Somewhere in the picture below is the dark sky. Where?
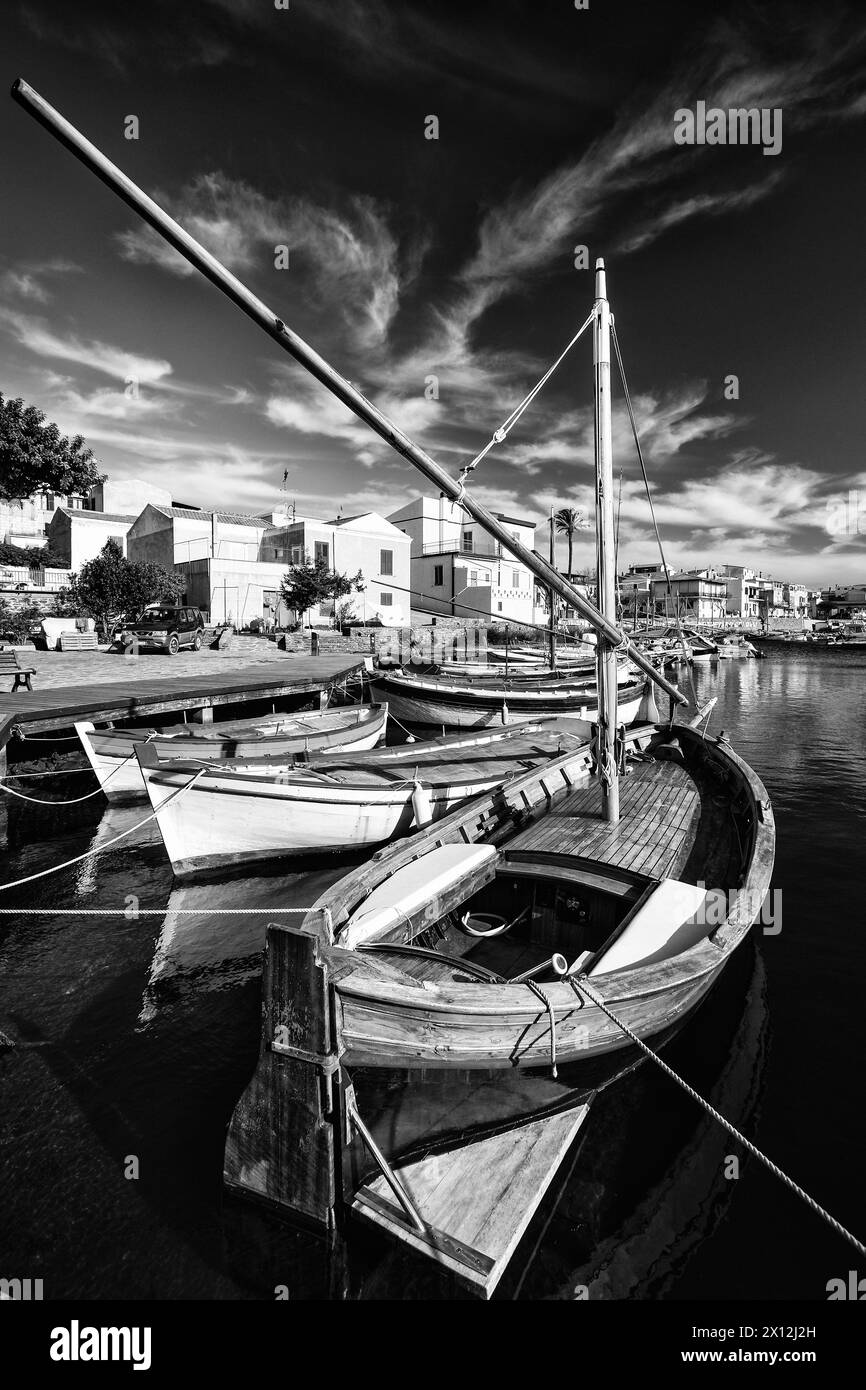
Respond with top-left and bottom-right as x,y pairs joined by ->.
1,0 -> 865,582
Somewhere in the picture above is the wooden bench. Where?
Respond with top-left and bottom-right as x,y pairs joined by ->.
58,631 -> 99,652
0,649 -> 37,692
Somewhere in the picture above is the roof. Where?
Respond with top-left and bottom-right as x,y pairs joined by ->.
54,507 -> 136,524
148,505 -> 268,528
496,512 -> 537,529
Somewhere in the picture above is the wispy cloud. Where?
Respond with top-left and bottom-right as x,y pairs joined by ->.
117,173 -> 409,351
0,306 -> 173,384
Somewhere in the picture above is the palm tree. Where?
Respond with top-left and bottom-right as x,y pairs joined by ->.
553,506 -> 586,578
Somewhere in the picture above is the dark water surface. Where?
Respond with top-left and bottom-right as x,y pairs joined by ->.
1,649 -> 863,1300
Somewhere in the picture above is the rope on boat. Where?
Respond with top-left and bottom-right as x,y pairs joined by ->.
12,729 -> 82,743
526,980 -> 558,1077
0,768 -> 205,894
455,309 -> 596,503
573,974 -> 866,1260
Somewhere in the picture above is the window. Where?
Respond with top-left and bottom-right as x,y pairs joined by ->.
512,570 -> 520,588
433,564 -> 444,587
497,601 -> 503,612
380,548 -> 393,576
290,546 -> 302,565
314,541 -> 329,566
380,592 -> 393,606
462,530 -> 473,552
469,569 -> 477,585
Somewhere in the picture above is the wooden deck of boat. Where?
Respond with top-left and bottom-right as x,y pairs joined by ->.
352,1101 -> 592,1298
507,757 -> 702,880
0,654 -> 364,752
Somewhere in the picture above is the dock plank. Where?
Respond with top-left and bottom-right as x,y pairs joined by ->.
0,654 -> 364,747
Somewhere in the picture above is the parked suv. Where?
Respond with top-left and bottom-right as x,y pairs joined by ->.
126,606 -> 206,655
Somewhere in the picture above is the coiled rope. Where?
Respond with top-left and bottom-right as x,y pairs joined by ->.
0,767 -> 205,894
573,973 -> 866,1259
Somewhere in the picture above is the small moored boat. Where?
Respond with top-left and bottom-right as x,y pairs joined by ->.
75,703 -> 388,801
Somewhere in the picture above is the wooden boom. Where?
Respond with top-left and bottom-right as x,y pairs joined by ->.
10,77 -> 686,707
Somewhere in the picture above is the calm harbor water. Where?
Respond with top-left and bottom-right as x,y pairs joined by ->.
1,648 -> 864,1301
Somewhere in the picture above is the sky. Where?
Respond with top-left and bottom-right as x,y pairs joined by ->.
1,0 -> 865,584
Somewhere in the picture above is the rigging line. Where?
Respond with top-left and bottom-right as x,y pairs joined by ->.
611,320 -> 699,712
455,308 -> 596,501
611,320 -> 672,595
574,974 -> 866,1261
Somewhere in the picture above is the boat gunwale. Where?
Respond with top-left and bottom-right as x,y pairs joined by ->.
297,724 -> 774,1018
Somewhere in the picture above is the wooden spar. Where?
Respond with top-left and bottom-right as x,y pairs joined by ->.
10,78 -> 687,708
593,258 -> 619,823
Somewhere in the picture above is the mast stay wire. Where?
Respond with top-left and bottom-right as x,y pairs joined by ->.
610,320 -> 700,715
455,309 -> 597,504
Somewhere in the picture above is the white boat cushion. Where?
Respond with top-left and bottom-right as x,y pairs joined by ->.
589,878 -> 714,977
343,844 -> 499,948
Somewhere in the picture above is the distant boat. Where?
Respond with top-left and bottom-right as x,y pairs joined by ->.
368,665 -> 649,732
75,704 -> 388,802
135,723 -> 594,877
714,635 -> 759,659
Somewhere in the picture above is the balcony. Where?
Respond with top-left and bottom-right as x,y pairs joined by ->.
421,539 -> 506,558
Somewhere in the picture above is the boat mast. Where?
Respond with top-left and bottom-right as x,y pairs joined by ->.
593,259 -> 619,823
548,505 -> 556,672
9,78 -> 686,710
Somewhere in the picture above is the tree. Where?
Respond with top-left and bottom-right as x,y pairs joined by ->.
0,392 -> 104,501
553,506 -> 589,578
69,539 -> 183,635
279,554 -> 364,628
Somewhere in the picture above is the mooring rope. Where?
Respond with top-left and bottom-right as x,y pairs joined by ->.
0,907 -> 316,915
573,973 -> 866,1259
0,748 -> 142,804
0,768 -> 205,894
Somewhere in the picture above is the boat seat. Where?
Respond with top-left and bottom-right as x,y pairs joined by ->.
342,843 -> 500,949
589,878 -> 713,976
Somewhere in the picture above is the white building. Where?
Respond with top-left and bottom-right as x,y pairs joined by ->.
387,496 -> 541,623
127,504 -> 410,627
47,507 -> 138,569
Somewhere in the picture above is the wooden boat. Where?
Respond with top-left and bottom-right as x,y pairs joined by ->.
74,704 -> 388,801
714,635 -> 759,659
368,665 -> 649,732
135,724 -> 591,877
225,718 -> 774,1283
18,96 -> 767,1294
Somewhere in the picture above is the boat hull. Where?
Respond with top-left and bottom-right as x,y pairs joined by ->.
75,704 -> 387,801
138,763 -> 514,877
370,673 -> 645,732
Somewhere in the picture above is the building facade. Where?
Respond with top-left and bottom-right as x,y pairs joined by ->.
127,504 -> 410,627
387,496 -> 541,623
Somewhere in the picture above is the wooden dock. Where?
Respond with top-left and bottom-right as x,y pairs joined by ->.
0,654 -> 365,764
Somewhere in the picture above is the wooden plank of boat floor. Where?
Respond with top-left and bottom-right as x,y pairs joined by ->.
352,1102 -> 591,1298
508,759 -> 701,881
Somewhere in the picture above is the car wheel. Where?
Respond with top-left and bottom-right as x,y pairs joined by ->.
167,634 -> 180,655
193,631 -> 203,651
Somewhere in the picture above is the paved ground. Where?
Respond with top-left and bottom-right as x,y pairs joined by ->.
4,636 -> 345,692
